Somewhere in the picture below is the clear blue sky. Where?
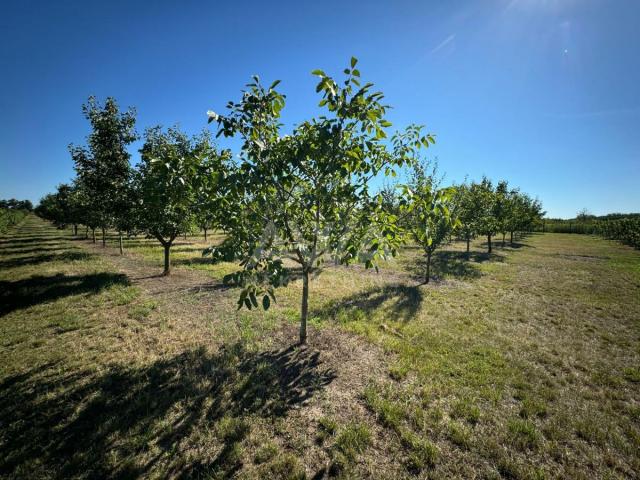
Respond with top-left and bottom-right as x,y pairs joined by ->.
1,0 -> 638,218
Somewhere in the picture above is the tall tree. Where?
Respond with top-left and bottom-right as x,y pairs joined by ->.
210,58 -> 432,344
69,96 -> 137,248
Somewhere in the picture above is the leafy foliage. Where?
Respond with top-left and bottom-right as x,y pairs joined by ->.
69,96 -> 137,244
399,161 -> 459,283
136,127 -> 230,274
31,64 -> 549,344
0,199 -> 33,211
0,208 -> 28,234
209,58 -> 434,342
597,218 -> 640,249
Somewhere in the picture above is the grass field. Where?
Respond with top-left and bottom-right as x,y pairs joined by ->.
1,215 -> 639,479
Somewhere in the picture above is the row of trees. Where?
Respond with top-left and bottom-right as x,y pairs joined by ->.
387,170 -> 543,283
596,218 -> 640,249
539,211 -> 640,238
36,58 -> 543,343
0,198 -> 33,234
36,98 -> 233,268
0,207 -> 30,235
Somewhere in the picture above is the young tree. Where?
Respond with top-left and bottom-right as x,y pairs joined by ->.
194,149 -> 234,242
505,189 -> 531,245
72,179 -> 101,242
209,58 -> 432,344
519,194 -> 544,238
36,184 -> 82,232
112,178 -> 140,254
35,193 -> 62,225
57,183 -> 81,234
453,182 -> 485,255
69,96 -> 137,247
473,177 -> 498,253
493,180 -> 511,247
399,162 -> 458,283
136,127 -> 223,275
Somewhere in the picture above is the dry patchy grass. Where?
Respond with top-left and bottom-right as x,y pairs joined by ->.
1,216 -> 639,479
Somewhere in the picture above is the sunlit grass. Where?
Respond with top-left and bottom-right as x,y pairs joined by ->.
2,217 -> 639,478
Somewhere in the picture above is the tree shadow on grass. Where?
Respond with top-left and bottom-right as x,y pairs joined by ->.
0,272 -> 130,317
172,256 -> 219,267
0,251 -> 94,270
0,245 -> 73,256
171,246 -> 212,254
0,343 -> 335,478
313,283 -> 424,324
504,242 -> 531,249
479,240 -> 534,250
0,236 -> 72,246
402,250 -> 504,282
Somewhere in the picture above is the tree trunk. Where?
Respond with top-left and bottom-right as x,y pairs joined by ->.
300,269 -> 310,344
466,236 -> 470,254
163,243 -> 171,276
204,228 -> 208,241
184,232 -> 187,240
85,226 -> 89,239
119,232 -> 123,255
73,224 -> 78,236
488,234 -> 492,253
502,233 -> 505,247
510,231 -> 514,245
102,227 -> 106,247
425,251 -> 432,284
92,228 -> 96,243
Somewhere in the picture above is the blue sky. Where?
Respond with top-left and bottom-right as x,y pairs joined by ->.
1,0 -> 638,218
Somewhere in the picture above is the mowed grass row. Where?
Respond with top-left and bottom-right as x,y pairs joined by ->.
0,217 -> 314,479
1,216 -> 639,479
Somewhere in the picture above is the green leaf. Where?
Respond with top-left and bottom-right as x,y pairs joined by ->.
351,56 -> 358,68
267,288 -> 277,302
262,295 -> 271,310
249,291 -> 258,308
311,69 -> 326,77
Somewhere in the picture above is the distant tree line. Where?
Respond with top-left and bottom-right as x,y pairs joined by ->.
35,58 -> 545,343
536,210 -> 640,249
0,199 -> 33,211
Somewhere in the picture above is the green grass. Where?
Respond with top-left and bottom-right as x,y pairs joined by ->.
1,217 -> 639,478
